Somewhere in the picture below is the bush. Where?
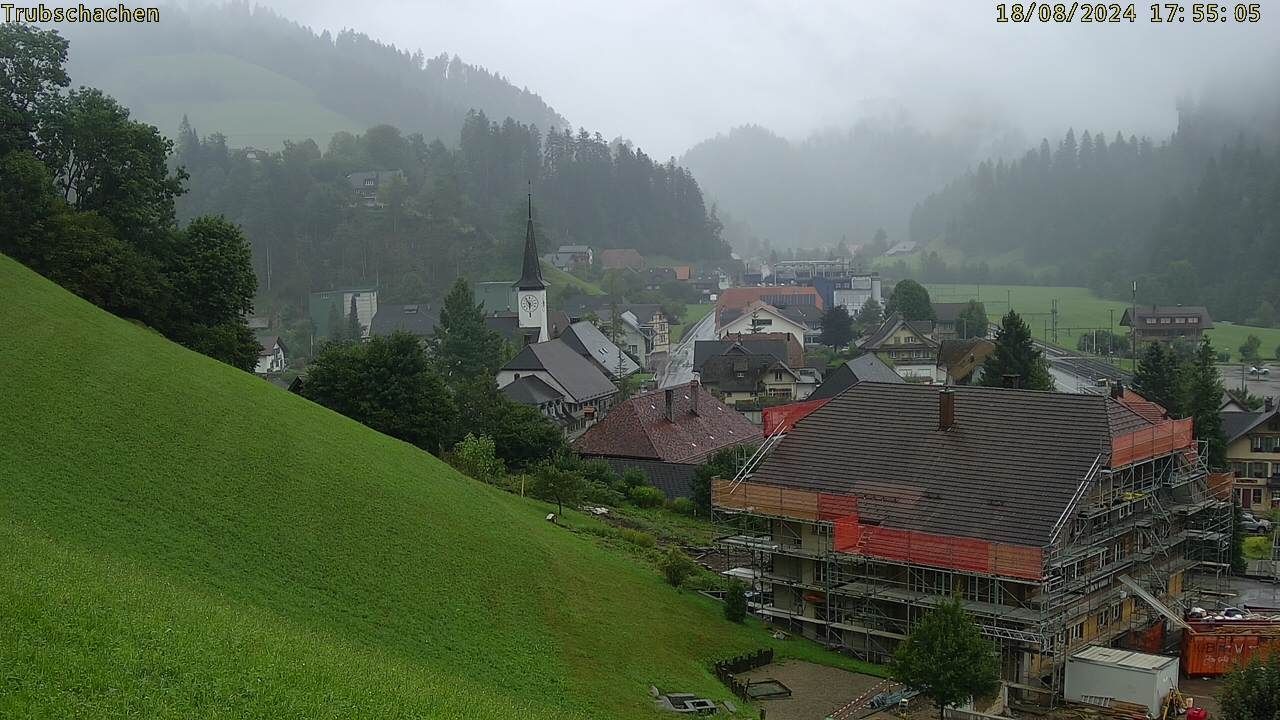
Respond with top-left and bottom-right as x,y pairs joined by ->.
667,497 -> 696,516
724,580 -> 747,623
659,547 -> 697,588
628,484 -> 665,508
581,481 -> 624,506
1217,351 -> 1232,363
448,433 -> 505,483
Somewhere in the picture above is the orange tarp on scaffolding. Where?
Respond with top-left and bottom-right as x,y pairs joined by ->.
762,399 -> 830,435
714,480 -> 1045,580
1110,418 -> 1193,468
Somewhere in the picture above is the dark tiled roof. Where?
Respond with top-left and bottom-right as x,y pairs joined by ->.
694,339 -> 789,371
598,458 -> 697,500
748,383 -> 1147,547
1120,305 -> 1214,328
500,375 -> 564,406
807,354 -> 904,401
600,248 -> 644,269
859,312 -> 938,351
932,302 -> 970,323
502,339 -> 617,404
1222,407 -> 1280,442
574,381 -> 761,464
559,321 -> 640,379
699,354 -> 796,394
484,313 -> 538,343
370,304 -> 438,338
778,304 -> 823,326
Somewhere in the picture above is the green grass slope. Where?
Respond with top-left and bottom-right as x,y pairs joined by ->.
0,255 -> 852,718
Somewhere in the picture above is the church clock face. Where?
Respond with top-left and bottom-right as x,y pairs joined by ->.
521,295 -> 540,313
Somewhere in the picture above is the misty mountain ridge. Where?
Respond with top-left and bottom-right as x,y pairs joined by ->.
58,1 -> 568,149
680,115 -> 1028,252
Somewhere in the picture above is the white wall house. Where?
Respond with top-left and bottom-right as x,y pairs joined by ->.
254,336 -> 288,375
717,301 -> 808,347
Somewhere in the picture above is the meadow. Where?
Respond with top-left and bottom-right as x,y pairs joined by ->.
0,255 -> 870,719
924,282 -> 1280,362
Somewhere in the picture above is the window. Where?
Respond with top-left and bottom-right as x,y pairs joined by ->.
1233,462 -> 1251,477
767,388 -> 792,399
774,371 -> 784,381
1175,317 -> 1187,324
364,178 -> 375,187
1159,317 -> 1172,324
1253,436 -> 1267,453
1071,622 -> 1085,641
1251,462 -> 1270,478
1188,317 -> 1199,324
1097,610 -> 1110,628
1145,318 -> 1157,325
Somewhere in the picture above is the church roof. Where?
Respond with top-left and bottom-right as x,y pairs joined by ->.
514,192 -> 547,291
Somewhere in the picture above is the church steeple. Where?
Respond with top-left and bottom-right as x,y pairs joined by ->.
514,190 -> 547,291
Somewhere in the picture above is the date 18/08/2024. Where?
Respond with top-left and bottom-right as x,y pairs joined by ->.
996,3 -> 1262,22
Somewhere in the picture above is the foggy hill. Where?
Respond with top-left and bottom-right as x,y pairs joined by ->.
58,2 -> 568,148
680,119 -> 1026,251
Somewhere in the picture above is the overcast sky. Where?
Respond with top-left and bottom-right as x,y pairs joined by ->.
265,0 -> 1277,158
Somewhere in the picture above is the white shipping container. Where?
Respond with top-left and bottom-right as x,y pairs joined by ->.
1064,646 -> 1179,718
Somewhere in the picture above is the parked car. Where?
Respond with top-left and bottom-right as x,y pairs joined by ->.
1249,366 -> 1270,376
1241,512 -> 1273,533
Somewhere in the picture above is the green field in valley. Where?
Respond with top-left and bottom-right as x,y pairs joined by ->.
0,255 -> 875,719
924,283 -> 1280,362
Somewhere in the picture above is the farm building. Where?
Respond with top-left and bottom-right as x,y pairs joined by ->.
712,382 -> 1232,695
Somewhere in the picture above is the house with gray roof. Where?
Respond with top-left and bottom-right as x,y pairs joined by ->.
559,320 -> 640,380
370,304 -> 438,339
806,353 -> 903,401
496,338 -> 618,435
1120,305 -> 1214,344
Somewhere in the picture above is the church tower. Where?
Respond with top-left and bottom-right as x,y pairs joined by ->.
513,191 -> 549,343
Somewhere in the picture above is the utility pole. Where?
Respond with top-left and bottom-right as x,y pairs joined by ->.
1130,280 -> 1137,362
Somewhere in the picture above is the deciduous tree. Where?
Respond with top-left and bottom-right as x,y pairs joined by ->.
819,304 -> 854,348
956,300 -> 989,339
885,279 -> 935,321
431,278 -> 504,383
892,598 -> 1000,720
303,332 -> 457,454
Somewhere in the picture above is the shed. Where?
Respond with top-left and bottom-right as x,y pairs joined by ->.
1064,646 -> 1178,717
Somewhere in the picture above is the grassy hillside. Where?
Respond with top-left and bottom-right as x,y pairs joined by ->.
69,52 -> 362,148
924,282 -> 1280,361
0,255 -> 861,718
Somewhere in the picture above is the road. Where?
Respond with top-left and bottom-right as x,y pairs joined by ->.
656,310 -> 718,389
1220,362 -> 1280,401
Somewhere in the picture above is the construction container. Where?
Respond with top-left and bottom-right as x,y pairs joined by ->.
1181,620 -> 1280,677
1064,646 -> 1179,718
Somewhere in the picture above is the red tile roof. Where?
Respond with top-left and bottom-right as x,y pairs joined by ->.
716,286 -> 824,315
573,381 -> 761,464
1118,388 -> 1169,424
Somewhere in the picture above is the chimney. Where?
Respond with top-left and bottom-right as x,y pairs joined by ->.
1001,373 -> 1021,389
664,388 -> 674,422
1110,381 -> 1124,399
939,387 -> 956,431
689,380 -> 700,416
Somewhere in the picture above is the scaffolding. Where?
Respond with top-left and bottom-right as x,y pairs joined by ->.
712,421 -> 1232,701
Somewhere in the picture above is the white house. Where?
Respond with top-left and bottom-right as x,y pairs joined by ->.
255,335 -> 288,375
716,300 -> 808,347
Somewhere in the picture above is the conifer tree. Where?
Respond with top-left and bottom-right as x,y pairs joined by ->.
978,311 -> 1053,390
1132,342 -> 1182,414
1181,338 -> 1227,469
431,277 -> 504,383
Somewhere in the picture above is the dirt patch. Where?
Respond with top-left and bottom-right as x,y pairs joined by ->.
1177,677 -> 1223,718
737,660 -> 883,720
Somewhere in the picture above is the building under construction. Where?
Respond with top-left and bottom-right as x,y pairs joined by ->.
713,383 -> 1233,696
